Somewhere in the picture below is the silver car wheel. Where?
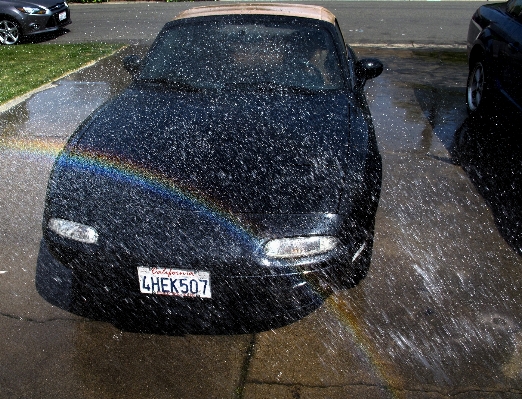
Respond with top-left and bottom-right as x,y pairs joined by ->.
466,61 -> 485,112
0,20 -> 20,45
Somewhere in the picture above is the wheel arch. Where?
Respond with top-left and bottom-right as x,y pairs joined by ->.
468,25 -> 499,69
468,43 -> 486,70
0,13 -> 22,29
0,12 -> 20,22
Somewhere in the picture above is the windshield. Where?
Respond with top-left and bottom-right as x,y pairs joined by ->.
137,16 -> 345,91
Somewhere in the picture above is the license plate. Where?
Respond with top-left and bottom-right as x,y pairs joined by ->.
137,267 -> 211,298
58,11 -> 66,21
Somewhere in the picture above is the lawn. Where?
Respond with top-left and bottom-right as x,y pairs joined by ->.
0,43 -> 124,105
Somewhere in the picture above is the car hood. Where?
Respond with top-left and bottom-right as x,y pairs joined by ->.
56,86 -> 366,216
5,0 -> 66,8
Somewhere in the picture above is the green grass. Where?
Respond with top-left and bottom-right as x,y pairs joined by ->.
0,43 -> 124,105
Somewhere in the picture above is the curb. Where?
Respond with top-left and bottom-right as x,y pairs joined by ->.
353,43 -> 467,49
0,45 -> 127,115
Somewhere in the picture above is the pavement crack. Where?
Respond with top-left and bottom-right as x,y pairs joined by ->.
243,381 -> 522,397
0,310 -> 78,324
246,381 -> 388,390
234,333 -> 256,399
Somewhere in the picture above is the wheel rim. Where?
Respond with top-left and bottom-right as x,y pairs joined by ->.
0,20 -> 20,45
467,62 -> 485,112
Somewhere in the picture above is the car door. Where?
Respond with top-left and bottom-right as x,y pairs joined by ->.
497,0 -> 522,110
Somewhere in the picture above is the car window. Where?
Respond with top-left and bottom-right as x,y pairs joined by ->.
138,17 -> 345,91
507,0 -> 522,18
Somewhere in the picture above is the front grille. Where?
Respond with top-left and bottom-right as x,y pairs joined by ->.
49,2 -> 67,11
46,9 -> 70,28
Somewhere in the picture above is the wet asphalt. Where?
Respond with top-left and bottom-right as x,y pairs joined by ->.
1,10 -> 522,399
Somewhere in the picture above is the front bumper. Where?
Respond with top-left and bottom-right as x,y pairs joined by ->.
19,7 -> 71,36
36,239 -> 330,334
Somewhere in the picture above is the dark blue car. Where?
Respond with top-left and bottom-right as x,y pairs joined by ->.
467,0 -> 522,114
38,4 -> 383,334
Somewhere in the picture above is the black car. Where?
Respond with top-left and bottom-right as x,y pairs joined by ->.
466,0 -> 522,114
0,0 -> 70,45
38,4 -> 383,334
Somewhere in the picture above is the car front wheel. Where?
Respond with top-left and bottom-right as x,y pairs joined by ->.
0,19 -> 21,45
466,60 -> 487,113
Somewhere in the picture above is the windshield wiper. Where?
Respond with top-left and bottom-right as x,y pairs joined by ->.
137,78 -> 202,92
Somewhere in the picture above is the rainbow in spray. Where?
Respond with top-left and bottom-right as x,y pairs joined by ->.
2,136 -> 259,250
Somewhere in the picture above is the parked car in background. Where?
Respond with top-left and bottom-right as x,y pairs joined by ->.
38,3 -> 383,334
0,0 -> 70,45
466,0 -> 522,114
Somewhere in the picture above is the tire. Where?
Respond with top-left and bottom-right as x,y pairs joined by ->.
466,60 -> 487,114
0,19 -> 21,45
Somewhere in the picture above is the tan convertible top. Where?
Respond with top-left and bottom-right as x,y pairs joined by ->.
173,3 -> 337,25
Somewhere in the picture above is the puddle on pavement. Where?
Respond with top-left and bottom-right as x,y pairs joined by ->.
1,81 -> 110,141
0,46 -> 146,151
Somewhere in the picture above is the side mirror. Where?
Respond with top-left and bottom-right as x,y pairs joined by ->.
355,58 -> 383,86
123,55 -> 141,75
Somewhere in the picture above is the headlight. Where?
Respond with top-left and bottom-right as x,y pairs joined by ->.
48,218 -> 99,244
264,236 -> 338,259
17,6 -> 48,14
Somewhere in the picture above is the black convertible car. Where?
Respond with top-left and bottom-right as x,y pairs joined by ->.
38,4 -> 383,334
466,0 -> 522,114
